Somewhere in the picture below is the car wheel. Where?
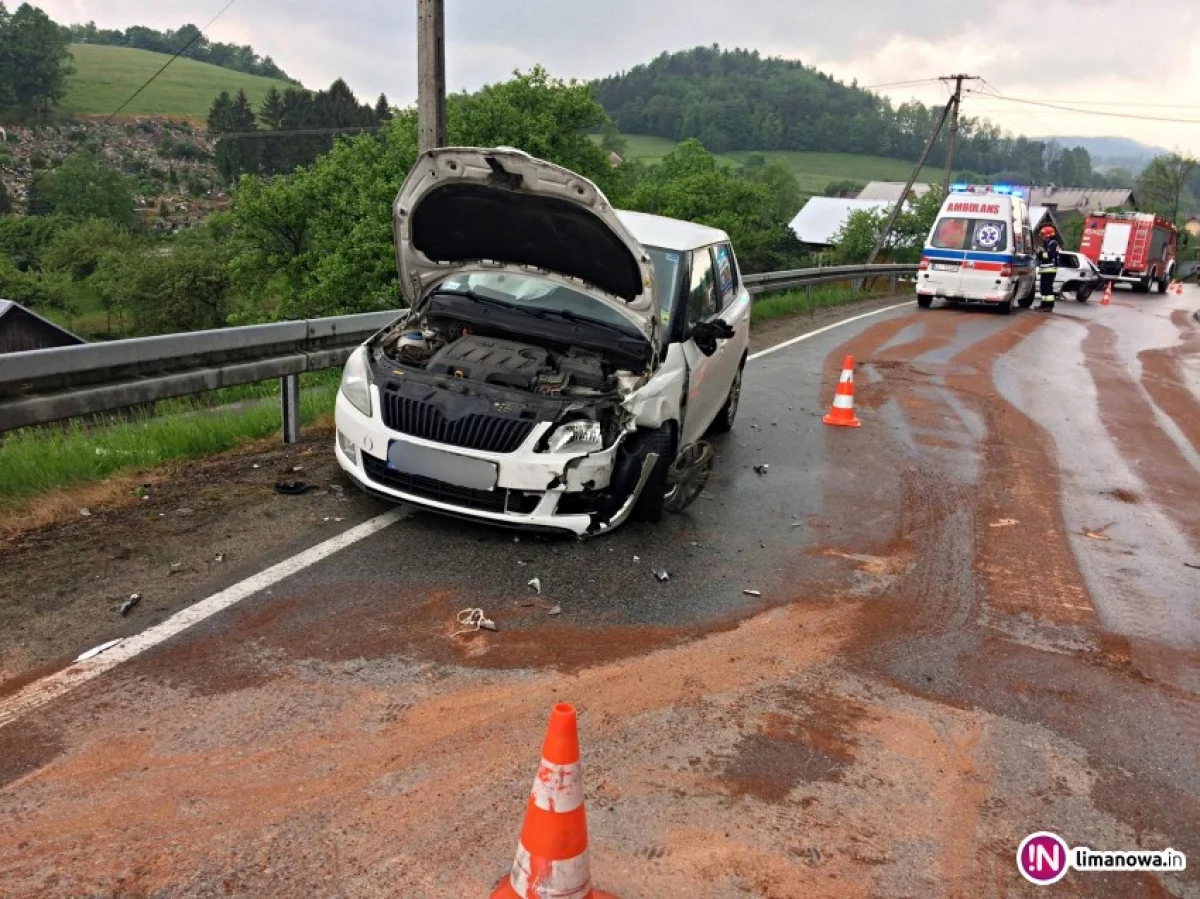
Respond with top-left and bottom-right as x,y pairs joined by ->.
630,424 -> 675,523
1076,284 -> 1094,302
917,295 -> 933,309
708,361 -> 743,434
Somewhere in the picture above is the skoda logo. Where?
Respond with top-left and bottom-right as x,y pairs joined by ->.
493,402 -> 512,413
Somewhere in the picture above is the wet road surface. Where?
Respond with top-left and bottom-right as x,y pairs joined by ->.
1,288 -> 1199,898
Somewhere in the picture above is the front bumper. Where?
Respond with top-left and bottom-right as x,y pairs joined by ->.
334,390 -> 639,536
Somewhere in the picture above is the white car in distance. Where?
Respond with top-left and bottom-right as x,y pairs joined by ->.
334,147 -> 750,536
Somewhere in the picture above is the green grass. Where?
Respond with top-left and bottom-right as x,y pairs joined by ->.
598,132 -> 920,195
0,379 -> 339,501
61,44 -> 294,119
752,279 -> 914,323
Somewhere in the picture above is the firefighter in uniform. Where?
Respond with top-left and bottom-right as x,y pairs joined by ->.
1037,225 -> 1060,312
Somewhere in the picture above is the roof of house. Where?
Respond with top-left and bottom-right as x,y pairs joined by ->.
1028,206 -> 1058,229
0,299 -> 85,349
616,209 -> 729,251
1027,187 -> 1136,213
856,181 -> 934,203
788,197 -> 892,246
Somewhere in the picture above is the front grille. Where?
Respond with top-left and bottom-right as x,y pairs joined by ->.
379,391 -> 535,454
362,454 -> 542,515
1098,260 -> 1123,277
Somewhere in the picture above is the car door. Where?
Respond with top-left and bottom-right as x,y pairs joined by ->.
1055,252 -> 1081,291
678,246 -> 724,447
708,240 -> 749,404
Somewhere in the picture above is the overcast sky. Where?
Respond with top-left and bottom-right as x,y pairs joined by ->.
37,0 -> 1200,154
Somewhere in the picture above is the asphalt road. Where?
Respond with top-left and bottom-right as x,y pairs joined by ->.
1,287 -> 1199,898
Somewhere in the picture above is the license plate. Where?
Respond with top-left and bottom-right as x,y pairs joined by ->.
387,440 -> 498,491
932,263 -> 959,272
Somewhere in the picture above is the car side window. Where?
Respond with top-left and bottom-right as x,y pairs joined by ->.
1059,252 -> 1077,268
687,248 -> 719,326
712,242 -> 738,309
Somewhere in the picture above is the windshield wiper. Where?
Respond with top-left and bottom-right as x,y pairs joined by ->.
435,288 -> 556,319
543,307 -> 639,338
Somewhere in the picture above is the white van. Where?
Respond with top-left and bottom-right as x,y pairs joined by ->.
916,185 -> 1037,314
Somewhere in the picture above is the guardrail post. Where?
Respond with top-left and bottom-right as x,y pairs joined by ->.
890,274 -> 898,294
806,283 -> 814,317
281,374 -> 301,444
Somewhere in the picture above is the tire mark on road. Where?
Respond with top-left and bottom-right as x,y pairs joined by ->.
1137,308 -> 1200,456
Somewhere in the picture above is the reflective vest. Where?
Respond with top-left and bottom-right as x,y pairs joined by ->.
1038,239 -> 1059,274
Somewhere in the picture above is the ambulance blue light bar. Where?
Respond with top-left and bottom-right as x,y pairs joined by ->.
949,183 -> 1029,200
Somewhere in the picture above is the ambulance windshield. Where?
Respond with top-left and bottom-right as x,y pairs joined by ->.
932,218 -> 1008,252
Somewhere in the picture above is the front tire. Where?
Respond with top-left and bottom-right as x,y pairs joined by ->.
629,424 -> 675,523
708,361 -> 743,434
1134,277 -> 1151,294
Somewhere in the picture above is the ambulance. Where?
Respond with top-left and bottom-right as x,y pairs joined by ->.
917,184 -> 1037,314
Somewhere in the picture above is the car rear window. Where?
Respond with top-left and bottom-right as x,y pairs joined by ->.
932,218 -> 1009,252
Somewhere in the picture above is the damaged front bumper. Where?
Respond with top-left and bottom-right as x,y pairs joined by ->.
333,390 -> 653,536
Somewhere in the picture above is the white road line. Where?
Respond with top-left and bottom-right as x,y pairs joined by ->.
0,510 -> 405,730
0,299 -> 915,730
748,300 -> 915,361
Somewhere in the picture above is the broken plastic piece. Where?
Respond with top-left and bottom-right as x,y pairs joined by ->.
548,605 -> 562,616
215,553 -> 225,562
274,481 -> 312,496
120,594 -> 141,616
753,464 -> 769,476
79,508 -> 91,517
1085,531 -> 1112,541
653,568 -> 670,582
451,608 -> 497,636
77,638 -> 124,662
528,577 -> 542,595
743,589 -> 763,597
989,519 -> 1019,528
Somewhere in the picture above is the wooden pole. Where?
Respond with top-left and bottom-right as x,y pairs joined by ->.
416,0 -> 446,154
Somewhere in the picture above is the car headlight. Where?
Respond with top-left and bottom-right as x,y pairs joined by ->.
545,420 -> 602,454
340,346 -> 373,417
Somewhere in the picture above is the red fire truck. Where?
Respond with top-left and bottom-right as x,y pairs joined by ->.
1079,212 -> 1178,293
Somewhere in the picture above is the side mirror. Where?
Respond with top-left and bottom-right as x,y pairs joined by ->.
690,318 -> 735,357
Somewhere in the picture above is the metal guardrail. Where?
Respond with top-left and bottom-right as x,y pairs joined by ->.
0,265 -> 916,441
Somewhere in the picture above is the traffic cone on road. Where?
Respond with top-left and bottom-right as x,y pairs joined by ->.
822,356 -> 862,428
1170,280 -> 1184,296
1101,282 -> 1112,306
491,704 -> 618,899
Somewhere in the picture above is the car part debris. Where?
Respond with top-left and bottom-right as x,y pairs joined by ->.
653,568 -> 670,582
989,519 -> 1019,528
77,638 -> 124,662
528,577 -> 542,595
665,442 -> 714,513
1085,531 -> 1112,541
753,464 -> 769,476
743,589 -> 762,597
79,508 -> 91,517
451,608 -> 497,636
274,481 -> 313,496
548,605 -> 562,616
119,594 -> 141,616
215,553 -> 225,563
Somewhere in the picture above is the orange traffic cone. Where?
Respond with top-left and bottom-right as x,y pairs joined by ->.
822,355 -> 862,428
1101,282 -> 1112,306
1171,280 -> 1184,296
491,704 -> 618,899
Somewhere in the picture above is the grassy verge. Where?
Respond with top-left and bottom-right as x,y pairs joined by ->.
0,380 -> 339,502
752,279 -> 914,323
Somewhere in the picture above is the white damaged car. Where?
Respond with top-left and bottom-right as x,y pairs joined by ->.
334,146 -> 750,535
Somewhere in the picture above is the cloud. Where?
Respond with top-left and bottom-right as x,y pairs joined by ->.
33,0 -> 1200,151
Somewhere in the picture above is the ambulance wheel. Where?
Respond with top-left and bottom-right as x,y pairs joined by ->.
917,295 -> 933,309
1018,281 -> 1037,308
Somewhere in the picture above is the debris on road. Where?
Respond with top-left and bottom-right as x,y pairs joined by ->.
989,519 -> 1019,528
547,605 -> 562,616
754,464 -> 769,476
215,553 -> 225,563
1184,562 -> 1200,570
76,638 -> 124,662
528,577 -> 542,595
79,508 -> 91,517
450,608 -> 497,636
274,482 -> 313,496
1085,531 -> 1112,541
653,567 -> 670,582
119,594 -> 141,616
744,589 -> 762,597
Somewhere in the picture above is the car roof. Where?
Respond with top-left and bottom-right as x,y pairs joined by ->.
616,209 -> 730,252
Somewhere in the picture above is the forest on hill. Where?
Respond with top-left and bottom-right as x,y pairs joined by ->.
593,46 -> 1123,188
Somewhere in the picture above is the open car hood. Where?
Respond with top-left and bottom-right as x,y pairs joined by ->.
393,147 -> 659,350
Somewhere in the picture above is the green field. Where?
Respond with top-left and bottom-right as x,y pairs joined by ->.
61,44 -> 294,119
600,133 -> 920,195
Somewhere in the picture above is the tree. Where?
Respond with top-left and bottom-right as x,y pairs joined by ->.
259,85 -> 285,129
823,179 -> 866,198
27,151 -> 137,227
1138,153 -> 1199,224
206,91 -> 236,135
2,3 -> 74,120
0,180 -> 11,214
41,218 -> 134,282
375,93 -> 393,123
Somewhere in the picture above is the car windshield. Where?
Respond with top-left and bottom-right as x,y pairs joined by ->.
435,246 -> 682,332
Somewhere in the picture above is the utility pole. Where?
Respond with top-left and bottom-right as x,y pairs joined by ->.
416,0 -> 446,154
940,74 -> 980,196
866,97 -> 955,266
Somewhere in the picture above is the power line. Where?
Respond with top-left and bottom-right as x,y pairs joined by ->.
103,0 -> 240,125
861,78 -> 942,91
967,86 -> 1200,125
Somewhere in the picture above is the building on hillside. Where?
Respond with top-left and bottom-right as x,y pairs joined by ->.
608,151 -> 624,166
857,181 -> 934,203
1028,206 -> 1060,237
1027,186 -> 1137,219
1184,216 -> 1200,239
0,300 -> 85,354
788,197 -> 893,248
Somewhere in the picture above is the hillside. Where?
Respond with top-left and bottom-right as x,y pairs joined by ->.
600,133 -> 919,195
61,44 -> 295,120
